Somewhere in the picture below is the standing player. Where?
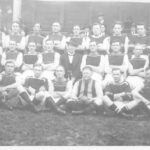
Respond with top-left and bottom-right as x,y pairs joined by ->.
109,21 -> 129,54
26,23 -> 44,53
5,22 -> 26,52
43,22 -> 66,55
87,23 -> 109,55
67,25 -> 86,54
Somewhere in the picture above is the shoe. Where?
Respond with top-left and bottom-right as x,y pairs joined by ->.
71,110 -> 84,115
56,108 -> 66,115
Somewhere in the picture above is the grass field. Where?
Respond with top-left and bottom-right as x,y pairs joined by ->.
0,109 -> 150,146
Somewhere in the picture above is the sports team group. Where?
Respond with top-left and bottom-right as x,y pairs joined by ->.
0,18 -> 150,118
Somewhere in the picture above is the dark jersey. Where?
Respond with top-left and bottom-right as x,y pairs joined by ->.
105,81 -> 132,101
0,74 -> 16,86
108,54 -> 124,66
86,55 -> 101,66
129,57 -> 146,69
23,53 -> 38,65
6,51 -> 18,60
24,77 -> 48,92
42,52 -> 55,64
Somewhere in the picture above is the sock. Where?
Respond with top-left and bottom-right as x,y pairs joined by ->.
109,103 -> 117,112
56,98 -> 67,106
121,106 -> 129,114
19,92 -> 34,106
45,96 -> 57,111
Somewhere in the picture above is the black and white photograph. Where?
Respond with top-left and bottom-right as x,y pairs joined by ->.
0,0 -> 150,147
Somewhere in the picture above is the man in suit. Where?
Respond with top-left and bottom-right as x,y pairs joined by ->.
60,40 -> 83,83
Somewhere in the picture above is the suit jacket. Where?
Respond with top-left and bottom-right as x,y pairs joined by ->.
60,52 -> 83,80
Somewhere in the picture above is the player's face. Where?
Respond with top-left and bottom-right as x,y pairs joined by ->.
137,25 -> 145,36
82,69 -> 92,80
45,41 -> 54,51
89,42 -> 97,52
100,25 -> 105,33
111,42 -> 121,53
52,23 -> 61,33
67,45 -> 76,53
92,25 -> 101,36
73,26 -> 80,35
9,41 -> 17,51
28,43 -> 36,52
12,23 -> 20,33
5,63 -> 15,74
112,70 -> 121,83
33,23 -> 41,32
134,46 -> 143,57
113,24 -> 122,35
34,66 -> 42,78
55,67 -> 65,78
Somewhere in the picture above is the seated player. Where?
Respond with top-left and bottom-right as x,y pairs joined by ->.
86,23 -> 109,55
23,64 -> 65,114
65,66 -> 103,115
109,21 -> 129,54
1,40 -> 23,71
22,42 -> 40,78
39,40 -> 60,81
60,40 -> 83,83
43,22 -> 66,55
50,65 -> 72,108
0,60 -> 39,112
126,44 -> 149,90
103,42 -> 129,87
26,23 -> 44,53
103,68 -> 141,117
80,41 -> 105,82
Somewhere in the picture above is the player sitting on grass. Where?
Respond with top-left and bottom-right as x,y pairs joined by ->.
23,64 -> 66,115
50,65 -> 72,110
65,65 -> 103,115
0,60 -> 39,112
103,68 -> 141,117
